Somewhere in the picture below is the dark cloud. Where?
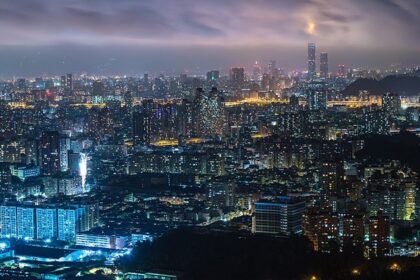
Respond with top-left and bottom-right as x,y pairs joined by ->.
0,0 -> 418,76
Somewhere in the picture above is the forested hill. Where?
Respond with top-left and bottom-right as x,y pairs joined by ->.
342,75 -> 420,96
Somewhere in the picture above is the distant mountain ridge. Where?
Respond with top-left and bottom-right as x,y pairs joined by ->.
342,75 -> 420,96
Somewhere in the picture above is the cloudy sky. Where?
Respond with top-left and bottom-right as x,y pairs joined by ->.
0,0 -> 419,77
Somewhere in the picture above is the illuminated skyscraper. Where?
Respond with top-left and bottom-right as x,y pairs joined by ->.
40,131 -> 61,175
368,211 -> 390,257
337,64 -> 346,78
342,212 -> 364,254
92,80 -> 105,96
252,61 -> 262,81
16,206 -> 35,240
0,163 -> 11,193
60,75 -> 66,88
306,85 -> 327,111
268,60 -> 277,77
180,99 -> 194,138
230,67 -> 245,89
59,137 -> 70,172
308,43 -> 316,79
66,74 -> 73,90
206,70 -> 219,82
303,207 -> 340,253
0,205 -> 17,238
320,52 -> 328,78
193,87 -> 225,137
36,207 -> 57,240
133,100 -> 153,145
382,92 -> 400,118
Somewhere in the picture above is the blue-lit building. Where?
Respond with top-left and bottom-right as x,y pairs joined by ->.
36,207 -> 58,240
16,207 -> 35,240
0,203 -> 97,242
58,207 -> 79,242
0,206 -> 17,238
10,164 -> 40,182
252,196 -> 306,235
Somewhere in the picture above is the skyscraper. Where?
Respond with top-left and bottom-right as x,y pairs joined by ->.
306,86 -> 327,111
252,61 -> 262,81
206,70 -> 219,82
368,211 -> 390,257
193,87 -> 225,137
40,131 -> 61,175
0,163 -> 11,193
320,52 -> 328,79
133,101 -> 153,146
230,67 -> 245,89
180,99 -> 194,138
60,75 -> 66,88
268,60 -> 277,77
337,64 -> 346,78
308,43 -> 316,79
382,92 -> 400,118
66,74 -> 73,90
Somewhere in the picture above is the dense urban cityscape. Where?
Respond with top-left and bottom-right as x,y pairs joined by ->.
1,0 -> 420,279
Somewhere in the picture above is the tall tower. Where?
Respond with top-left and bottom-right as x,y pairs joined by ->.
230,67 -> 245,89
133,101 -> 153,146
40,131 -> 61,176
193,87 -> 225,138
320,52 -> 328,79
308,43 -> 316,79
66,74 -> 73,90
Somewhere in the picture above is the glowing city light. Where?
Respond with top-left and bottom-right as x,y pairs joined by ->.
79,153 -> 88,192
306,21 -> 316,35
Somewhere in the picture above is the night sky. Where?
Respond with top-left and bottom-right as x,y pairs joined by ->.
0,0 -> 419,77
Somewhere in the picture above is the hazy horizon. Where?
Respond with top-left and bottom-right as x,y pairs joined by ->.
0,0 -> 419,78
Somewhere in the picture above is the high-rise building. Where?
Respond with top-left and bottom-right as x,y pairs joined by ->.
179,99 -> 194,138
16,207 -> 35,240
362,109 -> 390,135
303,207 -> 339,253
268,60 -> 277,78
92,80 -> 105,96
60,75 -> 66,88
368,211 -> 390,257
57,207 -> 78,242
0,203 -> 98,242
320,161 -> 344,202
337,65 -> 346,78
320,52 -> 328,78
36,207 -> 57,241
252,61 -> 262,81
230,67 -> 245,89
252,196 -> 306,235
382,92 -> 400,118
59,137 -> 70,172
206,70 -> 219,82
0,163 -> 11,193
0,206 -> 17,238
40,131 -> 61,175
193,87 -> 225,137
306,88 -> 327,111
66,74 -> 73,90
342,212 -> 364,254
133,101 -> 153,145
308,43 -> 316,79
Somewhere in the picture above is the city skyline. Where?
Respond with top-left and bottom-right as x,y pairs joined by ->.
1,1 -> 420,279
0,0 -> 419,77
